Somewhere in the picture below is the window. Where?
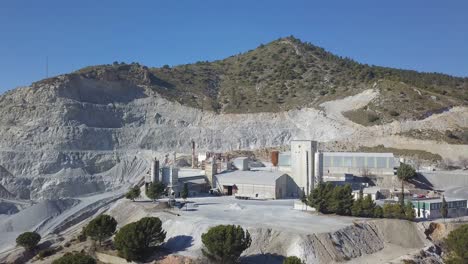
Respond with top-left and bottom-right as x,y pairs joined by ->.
376,157 -> 387,168
366,157 -> 376,168
355,157 -> 365,167
333,156 -> 343,167
344,157 -> 353,167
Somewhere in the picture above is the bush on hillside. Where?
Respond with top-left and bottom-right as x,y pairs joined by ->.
283,256 -> 305,264
444,224 -> 468,263
16,232 -> 41,251
52,252 -> 96,264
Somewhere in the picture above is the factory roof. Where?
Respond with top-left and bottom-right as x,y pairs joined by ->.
322,152 -> 394,157
412,197 -> 467,203
352,187 -> 381,194
215,170 -> 286,186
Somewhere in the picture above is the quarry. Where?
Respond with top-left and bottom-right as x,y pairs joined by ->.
0,39 -> 467,264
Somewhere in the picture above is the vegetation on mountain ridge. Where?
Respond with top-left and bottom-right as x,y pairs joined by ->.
35,36 -> 467,125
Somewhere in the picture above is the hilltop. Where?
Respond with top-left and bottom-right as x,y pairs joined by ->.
38,36 -> 468,126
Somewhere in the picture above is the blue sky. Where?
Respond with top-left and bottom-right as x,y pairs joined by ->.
1,0 -> 467,92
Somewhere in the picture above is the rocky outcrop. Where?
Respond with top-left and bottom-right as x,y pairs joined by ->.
244,220 -> 426,263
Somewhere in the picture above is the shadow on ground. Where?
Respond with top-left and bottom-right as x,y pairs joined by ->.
409,173 -> 434,190
164,235 -> 194,253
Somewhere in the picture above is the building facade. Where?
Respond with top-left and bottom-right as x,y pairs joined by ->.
290,140 -> 317,196
412,198 -> 467,219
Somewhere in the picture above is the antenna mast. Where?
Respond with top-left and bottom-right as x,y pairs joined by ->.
46,56 -> 48,78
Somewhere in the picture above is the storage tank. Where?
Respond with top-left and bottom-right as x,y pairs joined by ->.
314,152 -> 323,184
151,158 -> 160,182
271,151 -> 279,167
233,157 -> 249,171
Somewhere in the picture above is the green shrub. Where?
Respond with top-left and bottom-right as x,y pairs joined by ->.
444,224 -> 468,263
283,256 -> 304,264
16,232 -> 41,251
52,252 -> 95,264
373,205 -> 384,218
201,225 -> 251,264
37,247 -> 61,259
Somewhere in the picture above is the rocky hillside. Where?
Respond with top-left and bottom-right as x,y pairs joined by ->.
66,36 -> 468,123
0,37 -> 467,200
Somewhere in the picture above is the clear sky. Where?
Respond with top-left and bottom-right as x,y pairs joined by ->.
1,0 -> 467,92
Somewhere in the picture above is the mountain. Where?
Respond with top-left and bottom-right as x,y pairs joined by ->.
61,36 -> 468,124
0,36 -> 467,200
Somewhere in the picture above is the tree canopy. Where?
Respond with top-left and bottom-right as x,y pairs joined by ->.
397,163 -> 416,181
308,183 -> 353,215
114,217 -> 166,261
84,214 -> 117,245
201,225 -> 251,264
146,182 -> 166,201
125,186 -> 141,201
16,231 -> 41,251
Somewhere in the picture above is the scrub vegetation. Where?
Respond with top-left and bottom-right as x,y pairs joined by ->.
358,145 -> 442,162
443,224 -> 468,264
399,128 -> 468,145
44,36 -> 466,121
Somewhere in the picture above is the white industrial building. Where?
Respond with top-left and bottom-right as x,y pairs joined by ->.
207,140 -> 400,200
278,143 -> 399,195
214,170 -> 298,199
321,152 -> 398,178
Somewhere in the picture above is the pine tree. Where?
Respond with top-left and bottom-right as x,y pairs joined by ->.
181,183 -> 189,201
397,163 -> 416,211
125,186 -> 141,201
146,182 -> 166,201
201,225 -> 251,264
362,194 -> 376,217
440,195 -> 448,220
84,214 -> 117,245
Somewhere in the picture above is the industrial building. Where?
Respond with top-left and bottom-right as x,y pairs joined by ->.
277,143 -> 399,197
214,170 -> 298,199
145,157 -> 180,195
411,198 -> 468,219
321,152 -> 398,178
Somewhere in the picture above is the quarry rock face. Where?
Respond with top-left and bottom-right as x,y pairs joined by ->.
0,74 -> 466,199
0,75 -> 336,199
